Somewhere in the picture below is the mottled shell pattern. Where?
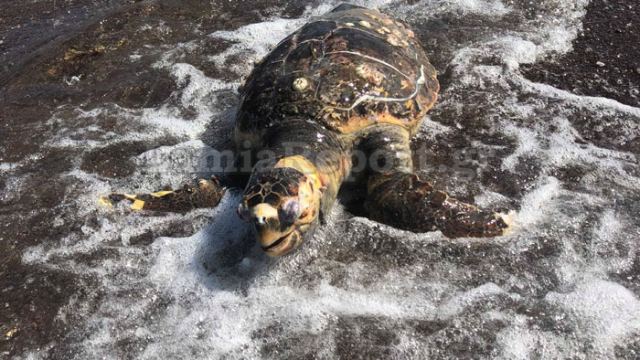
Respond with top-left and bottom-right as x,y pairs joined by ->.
236,5 -> 439,137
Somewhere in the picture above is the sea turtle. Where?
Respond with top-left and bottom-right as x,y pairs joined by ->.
102,4 -> 511,256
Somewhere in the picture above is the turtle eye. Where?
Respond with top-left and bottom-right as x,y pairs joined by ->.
237,203 -> 252,221
278,199 -> 300,227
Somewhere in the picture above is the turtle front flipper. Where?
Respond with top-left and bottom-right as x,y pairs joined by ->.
366,173 -> 511,237
361,125 -> 511,238
99,176 -> 225,213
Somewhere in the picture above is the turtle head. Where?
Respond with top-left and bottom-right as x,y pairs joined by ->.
238,165 -> 322,256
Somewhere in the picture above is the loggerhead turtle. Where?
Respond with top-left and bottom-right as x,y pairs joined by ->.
102,4 -> 511,256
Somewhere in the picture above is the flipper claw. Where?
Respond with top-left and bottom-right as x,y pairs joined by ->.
98,196 -> 115,207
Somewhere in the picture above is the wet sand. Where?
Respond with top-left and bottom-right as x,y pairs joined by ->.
522,0 -> 640,109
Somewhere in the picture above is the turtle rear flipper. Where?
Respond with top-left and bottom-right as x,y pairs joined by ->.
99,176 -> 225,213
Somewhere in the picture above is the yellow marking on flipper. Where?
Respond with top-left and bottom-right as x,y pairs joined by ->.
150,190 -> 174,198
131,199 -> 146,211
499,211 -> 516,236
98,196 -> 113,207
124,194 -> 137,200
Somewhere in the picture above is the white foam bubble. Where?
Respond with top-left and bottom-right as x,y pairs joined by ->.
500,125 -> 540,171
495,321 -> 538,360
436,282 -> 510,319
140,63 -> 237,138
392,0 -> 511,18
448,0 -> 511,16
546,279 -> 640,355
522,77 -> 640,118
418,116 -> 453,139
590,210 -> 637,275
0,162 -> 18,171
514,176 -> 561,227
496,279 -> 640,359
495,320 -> 568,360
209,18 -> 305,76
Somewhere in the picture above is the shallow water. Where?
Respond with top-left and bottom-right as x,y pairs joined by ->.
2,0 -> 640,358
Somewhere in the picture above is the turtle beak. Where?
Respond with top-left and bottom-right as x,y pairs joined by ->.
260,229 -> 302,256
258,221 -> 316,256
